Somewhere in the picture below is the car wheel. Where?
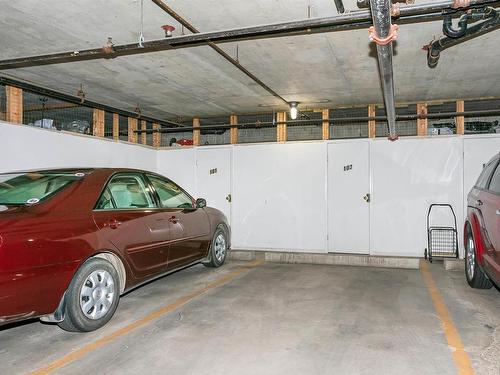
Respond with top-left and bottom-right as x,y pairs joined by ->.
465,225 -> 492,289
203,226 -> 229,268
58,258 -> 120,332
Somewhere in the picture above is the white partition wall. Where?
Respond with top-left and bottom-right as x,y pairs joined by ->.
369,137 -> 464,257
156,148 -> 197,196
231,143 -> 328,253
0,122 -> 157,173
3,120 -> 500,258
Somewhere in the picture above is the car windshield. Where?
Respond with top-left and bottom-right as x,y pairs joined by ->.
0,172 -> 83,205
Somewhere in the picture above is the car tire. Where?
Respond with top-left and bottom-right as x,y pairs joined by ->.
465,224 -> 492,289
58,258 -> 120,332
203,226 -> 229,268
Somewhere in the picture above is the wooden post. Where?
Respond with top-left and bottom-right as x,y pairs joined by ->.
368,105 -> 376,138
277,112 -> 287,142
456,100 -> 465,135
417,102 -> 428,136
193,117 -> 200,146
128,117 -> 138,143
92,109 -> 105,137
112,113 -> 119,140
230,115 -> 238,144
140,120 -> 147,145
322,109 -> 330,140
152,123 -> 161,147
276,112 -> 282,142
6,85 -> 23,124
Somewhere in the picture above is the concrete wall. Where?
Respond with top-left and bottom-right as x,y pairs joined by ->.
0,121 -> 157,173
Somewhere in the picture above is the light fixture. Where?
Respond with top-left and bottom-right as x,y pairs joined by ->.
289,102 -> 299,120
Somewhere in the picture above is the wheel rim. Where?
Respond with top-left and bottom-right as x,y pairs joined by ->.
80,270 -> 115,320
214,233 -> 227,262
466,235 -> 475,280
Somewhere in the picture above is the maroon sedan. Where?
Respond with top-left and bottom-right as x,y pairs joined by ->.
0,168 -> 230,331
465,152 -> 500,289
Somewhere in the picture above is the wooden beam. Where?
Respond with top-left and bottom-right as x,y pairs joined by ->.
128,117 -> 138,143
368,105 -> 376,138
230,115 -> 238,144
140,120 -> 147,145
322,109 -> 330,140
152,123 -> 161,147
193,117 -> 200,146
277,112 -> 287,142
456,100 -> 465,135
417,102 -> 428,136
6,85 -> 23,124
92,109 -> 105,137
112,113 -> 119,140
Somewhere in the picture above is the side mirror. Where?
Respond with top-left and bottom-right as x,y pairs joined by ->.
196,198 -> 207,208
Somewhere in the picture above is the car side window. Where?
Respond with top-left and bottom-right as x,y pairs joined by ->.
488,164 -> 500,194
98,174 -> 156,210
476,160 -> 498,189
95,187 -> 115,209
147,175 -> 193,209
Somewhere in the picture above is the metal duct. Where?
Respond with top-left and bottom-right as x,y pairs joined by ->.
369,0 -> 398,140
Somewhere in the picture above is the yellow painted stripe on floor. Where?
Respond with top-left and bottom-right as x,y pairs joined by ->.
420,260 -> 475,375
31,260 -> 264,375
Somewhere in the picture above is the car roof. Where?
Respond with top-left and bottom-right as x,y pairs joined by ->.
0,167 -> 152,175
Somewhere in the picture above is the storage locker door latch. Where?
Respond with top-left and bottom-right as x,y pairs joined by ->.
363,193 -> 370,203
226,194 -> 232,203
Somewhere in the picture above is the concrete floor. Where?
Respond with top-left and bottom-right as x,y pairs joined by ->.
1,260 -> 499,375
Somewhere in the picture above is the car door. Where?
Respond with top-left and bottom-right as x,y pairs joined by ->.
146,174 -> 211,270
481,162 -> 500,284
93,173 -> 170,279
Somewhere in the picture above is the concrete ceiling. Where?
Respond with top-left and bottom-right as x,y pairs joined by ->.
1,0 -> 500,120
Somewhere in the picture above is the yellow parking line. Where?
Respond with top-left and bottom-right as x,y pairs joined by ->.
420,260 -> 475,375
31,260 -> 264,375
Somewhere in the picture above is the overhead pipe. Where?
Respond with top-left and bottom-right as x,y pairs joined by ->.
0,1 -> 498,70
151,0 -> 289,105
134,108 -> 500,134
369,0 -> 399,140
426,7 -> 500,67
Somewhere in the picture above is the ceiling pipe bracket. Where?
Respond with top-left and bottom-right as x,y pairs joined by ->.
452,0 -> 472,8
368,24 -> 399,45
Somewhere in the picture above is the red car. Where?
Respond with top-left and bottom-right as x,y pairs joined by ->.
0,168 -> 230,331
465,152 -> 500,289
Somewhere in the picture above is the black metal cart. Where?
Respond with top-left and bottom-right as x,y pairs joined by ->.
424,204 -> 459,262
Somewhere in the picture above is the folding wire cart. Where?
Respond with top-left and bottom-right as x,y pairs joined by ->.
424,204 -> 459,262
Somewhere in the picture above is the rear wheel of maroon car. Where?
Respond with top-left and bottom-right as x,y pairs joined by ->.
58,258 -> 120,332
465,224 -> 492,289
203,225 -> 229,268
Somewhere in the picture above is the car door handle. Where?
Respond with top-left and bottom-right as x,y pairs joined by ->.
108,219 -> 122,229
168,216 -> 180,224
476,200 -> 483,206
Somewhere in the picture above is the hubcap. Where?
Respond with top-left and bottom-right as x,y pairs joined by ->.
80,270 -> 115,320
466,236 -> 475,280
214,233 -> 227,262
